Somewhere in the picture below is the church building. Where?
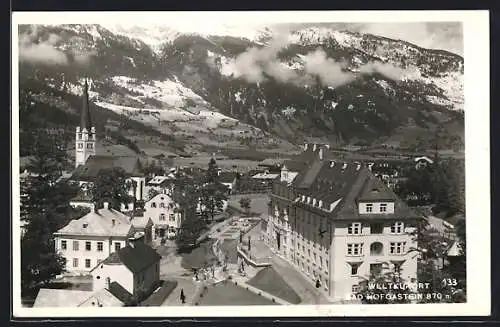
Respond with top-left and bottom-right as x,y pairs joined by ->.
69,80 -> 146,211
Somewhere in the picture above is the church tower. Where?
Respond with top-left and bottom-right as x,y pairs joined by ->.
75,79 -> 96,168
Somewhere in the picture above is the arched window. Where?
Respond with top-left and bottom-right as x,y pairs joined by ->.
370,242 -> 384,256
160,214 -> 166,221
151,202 -> 157,208
160,202 -> 165,208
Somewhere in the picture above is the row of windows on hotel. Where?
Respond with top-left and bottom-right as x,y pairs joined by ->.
273,204 -> 403,232
292,241 -> 406,264
60,240 -> 122,252
294,257 -> 404,293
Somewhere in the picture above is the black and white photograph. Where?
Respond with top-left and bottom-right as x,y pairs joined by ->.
11,11 -> 490,317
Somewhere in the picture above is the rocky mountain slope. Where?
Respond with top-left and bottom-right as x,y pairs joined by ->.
18,24 -> 464,158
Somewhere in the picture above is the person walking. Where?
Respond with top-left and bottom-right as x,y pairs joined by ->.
180,289 -> 186,304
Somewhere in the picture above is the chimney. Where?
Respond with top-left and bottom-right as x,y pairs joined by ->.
304,143 -> 309,151
330,161 -> 335,168
128,237 -> 136,248
105,277 -> 111,289
313,144 -> 317,152
319,148 -> 324,160
342,163 -> 348,170
103,202 -> 109,210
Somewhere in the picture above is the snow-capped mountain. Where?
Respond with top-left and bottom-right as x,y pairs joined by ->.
18,23 -> 464,156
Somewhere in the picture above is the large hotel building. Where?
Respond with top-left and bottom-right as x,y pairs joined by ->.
262,144 -> 421,302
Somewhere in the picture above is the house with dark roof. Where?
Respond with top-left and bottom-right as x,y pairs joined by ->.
262,144 -> 423,303
54,202 -> 135,274
90,239 -> 161,300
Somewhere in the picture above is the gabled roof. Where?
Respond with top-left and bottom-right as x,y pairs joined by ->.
131,216 -> 153,229
218,171 -> 237,184
55,207 -> 132,237
102,242 -> 161,273
107,281 -> 134,304
78,288 -> 124,307
71,155 -> 143,181
33,289 -> 92,307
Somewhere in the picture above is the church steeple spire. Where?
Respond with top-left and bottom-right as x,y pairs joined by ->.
80,79 -> 92,130
75,78 -> 96,168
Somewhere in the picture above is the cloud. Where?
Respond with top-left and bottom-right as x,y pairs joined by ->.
358,61 -> 407,80
18,25 -> 95,66
302,49 -> 356,87
232,38 -> 409,88
232,35 -> 300,83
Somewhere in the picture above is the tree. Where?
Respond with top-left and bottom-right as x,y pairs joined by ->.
199,159 -> 228,221
171,171 -> 205,252
89,167 -> 135,210
239,197 -> 251,216
21,130 -> 87,294
176,213 -> 205,252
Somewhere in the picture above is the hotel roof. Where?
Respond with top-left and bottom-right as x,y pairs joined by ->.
71,155 -> 143,181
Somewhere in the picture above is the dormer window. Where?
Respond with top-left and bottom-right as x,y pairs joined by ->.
390,221 -> 404,234
348,222 -> 362,235
380,203 -> 387,213
366,203 -> 373,213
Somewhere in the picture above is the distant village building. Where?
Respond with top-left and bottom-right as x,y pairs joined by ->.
54,202 -> 136,274
217,170 -> 238,195
143,193 -> 182,240
91,239 -> 161,299
262,143 -> 422,303
414,156 -> 434,170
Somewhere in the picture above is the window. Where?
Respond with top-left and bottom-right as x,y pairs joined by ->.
366,204 -> 373,213
350,262 -> 361,275
86,143 -> 93,149
169,214 -> 175,222
370,263 -> 383,275
390,222 -> 404,234
348,222 -> 362,235
160,214 -> 166,221
370,242 -> 384,255
77,143 -> 83,149
371,223 -> 384,234
380,203 -> 387,213
85,259 -> 91,268
151,202 -> 157,208
160,202 -> 165,208
61,240 -> 67,250
73,258 -> 79,268
85,241 -> 91,251
352,284 -> 360,293
347,243 -> 363,256
394,261 -> 403,274
73,240 -> 79,251
97,242 -> 103,252
114,242 -> 121,252
390,242 -> 406,254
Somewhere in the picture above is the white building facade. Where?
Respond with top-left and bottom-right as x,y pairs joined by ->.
54,203 -> 134,274
262,144 -> 421,303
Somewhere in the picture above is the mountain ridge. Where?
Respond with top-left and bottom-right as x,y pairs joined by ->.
18,23 -> 464,159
